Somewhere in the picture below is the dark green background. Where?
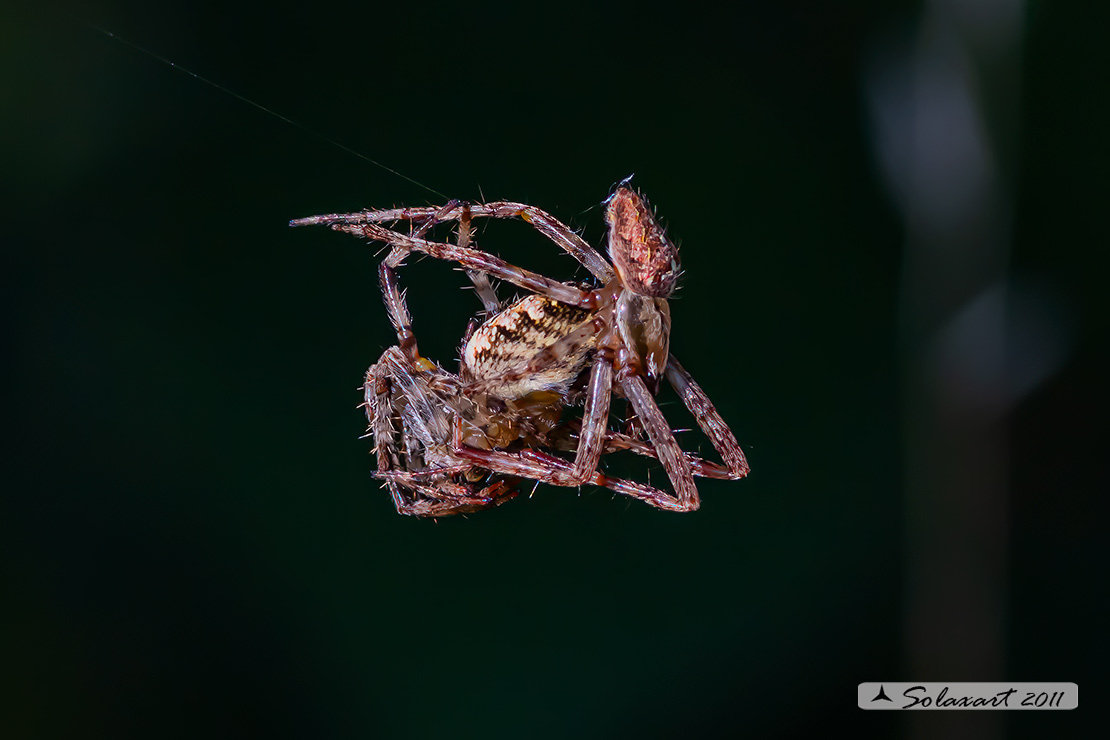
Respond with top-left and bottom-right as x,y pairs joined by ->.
5,1 -> 1103,738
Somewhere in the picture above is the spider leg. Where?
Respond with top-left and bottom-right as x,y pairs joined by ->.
378,262 -> 424,362
291,201 -> 614,282
620,373 -> 699,511
387,201 -> 502,315
487,201 -> 613,282
571,353 -> 613,483
605,433 -> 737,480
460,317 -> 480,347
375,461 -> 475,480
548,420 -> 736,481
598,473 -> 692,513
390,481 -> 516,517
665,355 -> 750,479
365,359 -> 406,511
378,248 -> 474,422
364,349 -> 445,515
325,223 -> 593,308
364,346 -> 516,517
378,347 -> 457,443
383,199 -> 463,267
625,407 -> 646,440
444,399 -> 687,510
383,201 -> 501,327
452,446 -> 693,513
377,235 -> 490,434
455,202 -> 501,315
377,469 -> 519,516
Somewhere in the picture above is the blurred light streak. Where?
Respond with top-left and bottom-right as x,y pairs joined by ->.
862,0 -> 1072,736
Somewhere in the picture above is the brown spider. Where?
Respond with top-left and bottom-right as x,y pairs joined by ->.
355,202 -> 717,516
292,182 -> 750,513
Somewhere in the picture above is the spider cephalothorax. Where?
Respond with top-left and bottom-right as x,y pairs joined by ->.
605,190 -> 677,385
605,186 -> 680,298
292,182 -> 749,515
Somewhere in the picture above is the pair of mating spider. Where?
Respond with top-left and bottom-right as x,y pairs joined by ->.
291,183 -> 749,516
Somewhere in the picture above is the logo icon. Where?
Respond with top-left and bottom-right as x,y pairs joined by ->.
871,685 -> 893,703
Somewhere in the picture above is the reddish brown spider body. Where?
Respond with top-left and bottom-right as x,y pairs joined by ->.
292,182 -> 750,515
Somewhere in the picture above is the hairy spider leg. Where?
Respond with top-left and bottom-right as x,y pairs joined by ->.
547,420 -> 738,480
321,222 -> 593,307
620,371 -> 699,510
664,355 -> 750,479
369,233 -> 523,515
291,201 -> 615,283
572,351 -> 613,483
449,437 -> 701,514
366,348 -> 520,516
454,203 -> 502,315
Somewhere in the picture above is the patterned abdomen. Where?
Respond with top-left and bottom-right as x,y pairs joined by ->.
461,295 -> 596,400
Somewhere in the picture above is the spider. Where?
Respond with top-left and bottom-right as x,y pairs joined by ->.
292,182 -> 750,513
355,202 -> 712,515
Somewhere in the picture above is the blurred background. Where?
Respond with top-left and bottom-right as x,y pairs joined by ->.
4,0 -> 1104,737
